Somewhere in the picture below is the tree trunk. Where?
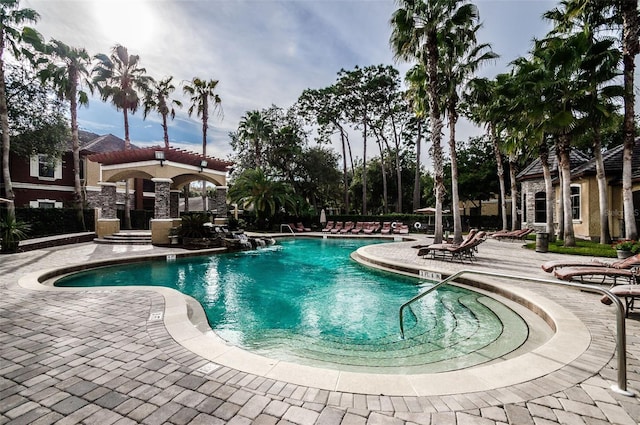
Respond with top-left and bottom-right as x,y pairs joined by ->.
0,46 -> 15,220
70,68 -> 85,231
558,137 -> 575,246
413,120 -> 422,211
183,184 -> 190,213
491,124 -> 507,231
593,129 -> 610,244
202,100 -> 208,212
390,115 -> 402,213
376,138 -> 388,214
339,126 -> 349,213
540,143 -> 554,241
508,156 -> 518,231
162,112 -> 170,148
362,112 -> 368,216
621,0 -> 638,239
427,32 -> 444,244
122,109 -> 131,229
448,107 -> 462,244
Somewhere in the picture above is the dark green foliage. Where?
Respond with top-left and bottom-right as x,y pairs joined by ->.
4,208 -> 95,238
177,213 -> 210,238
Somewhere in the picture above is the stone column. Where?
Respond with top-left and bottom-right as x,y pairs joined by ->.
170,190 -> 180,218
152,178 -> 173,219
96,182 -> 120,237
214,186 -> 228,217
151,178 -> 174,245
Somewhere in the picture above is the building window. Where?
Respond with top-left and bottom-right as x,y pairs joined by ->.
38,202 -> 55,209
571,185 -> 581,220
535,192 -> 546,223
38,155 -> 55,178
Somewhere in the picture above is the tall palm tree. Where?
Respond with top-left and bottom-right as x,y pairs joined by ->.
391,0 -> 475,243
405,64 -> 429,212
183,77 -> 222,210
143,76 -> 182,148
93,44 -> 152,228
38,39 -> 92,230
0,0 -> 40,219
440,15 -> 498,243
238,110 -> 271,169
463,77 -> 508,231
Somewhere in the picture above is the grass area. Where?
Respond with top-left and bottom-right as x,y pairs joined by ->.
525,237 -> 617,258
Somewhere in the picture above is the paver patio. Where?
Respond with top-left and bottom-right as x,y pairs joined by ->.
1,235 -> 638,424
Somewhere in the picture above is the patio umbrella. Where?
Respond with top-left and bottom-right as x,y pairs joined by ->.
319,209 -> 327,225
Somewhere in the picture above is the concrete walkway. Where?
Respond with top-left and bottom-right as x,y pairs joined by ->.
1,235 -> 638,424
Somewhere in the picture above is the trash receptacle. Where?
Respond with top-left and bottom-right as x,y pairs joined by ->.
536,232 -> 549,253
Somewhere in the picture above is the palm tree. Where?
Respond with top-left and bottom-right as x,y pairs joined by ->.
183,77 -> 222,210
143,76 -> 182,148
93,44 -> 152,229
0,0 -> 40,219
38,39 -> 92,230
238,110 -> 272,169
440,15 -> 498,243
405,64 -> 429,212
228,168 -> 297,229
463,77 -> 508,231
391,0 -> 476,243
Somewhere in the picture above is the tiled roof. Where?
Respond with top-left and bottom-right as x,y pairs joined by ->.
87,147 -> 233,172
516,148 -> 590,181
572,140 -> 640,181
81,134 -> 136,154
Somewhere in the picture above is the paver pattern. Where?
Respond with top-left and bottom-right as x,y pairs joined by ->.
1,236 -> 639,424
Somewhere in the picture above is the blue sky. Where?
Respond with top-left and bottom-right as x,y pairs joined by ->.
23,0 -> 557,165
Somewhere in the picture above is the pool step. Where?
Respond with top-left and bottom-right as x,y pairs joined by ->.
94,231 -> 152,245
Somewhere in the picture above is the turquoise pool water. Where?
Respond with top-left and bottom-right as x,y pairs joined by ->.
56,238 -> 528,373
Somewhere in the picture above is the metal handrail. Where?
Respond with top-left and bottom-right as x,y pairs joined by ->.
398,269 -> 634,396
279,224 -> 295,235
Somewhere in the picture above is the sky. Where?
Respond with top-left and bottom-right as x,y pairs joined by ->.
22,0 -> 558,166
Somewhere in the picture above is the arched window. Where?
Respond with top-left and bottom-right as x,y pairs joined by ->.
535,192 -> 546,223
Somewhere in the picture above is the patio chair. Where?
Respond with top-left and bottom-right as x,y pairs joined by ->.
393,223 -> 409,234
600,284 -> 640,317
321,221 -> 334,232
330,222 -> 344,234
419,231 -> 487,262
553,265 -> 639,286
416,229 -> 478,256
295,222 -> 311,232
351,222 -> 364,234
340,221 -> 354,234
380,222 -> 392,234
541,254 -> 640,273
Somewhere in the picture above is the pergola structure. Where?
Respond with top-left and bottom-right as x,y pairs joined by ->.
88,147 -> 233,244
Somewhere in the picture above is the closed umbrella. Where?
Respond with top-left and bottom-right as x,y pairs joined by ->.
319,209 -> 327,225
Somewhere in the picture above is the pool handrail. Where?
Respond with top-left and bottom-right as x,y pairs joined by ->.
279,224 -> 296,235
398,269 -> 634,397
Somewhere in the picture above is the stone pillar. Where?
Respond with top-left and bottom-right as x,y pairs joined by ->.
152,178 -> 173,219
96,182 -> 120,237
151,178 -> 174,245
170,190 -> 180,218
214,186 -> 228,217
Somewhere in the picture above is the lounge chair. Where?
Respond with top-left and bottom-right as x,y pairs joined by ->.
351,222 -> 364,234
490,228 -> 533,241
542,254 -> 640,273
393,223 -> 409,234
321,221 -> 334,232
296,222 -> 311,232
418,231 -> 487,262
380,222 -> 392,234
363,222 -> 381,234
287,223 -> 302,233
330,222 -> 344,234
340,221 -> 354,234
417,229 -> 478,255
601,284 -> 640,317
553,265 -> 639,286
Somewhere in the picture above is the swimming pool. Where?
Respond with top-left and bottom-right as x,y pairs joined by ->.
55,238 -> 530,373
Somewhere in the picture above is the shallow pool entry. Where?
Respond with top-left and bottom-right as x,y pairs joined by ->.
56,238 -> 529,373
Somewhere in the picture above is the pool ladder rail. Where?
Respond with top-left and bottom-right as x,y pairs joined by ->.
398,269 -> 635,397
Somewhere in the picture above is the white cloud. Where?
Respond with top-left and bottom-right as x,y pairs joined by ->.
24,0 -> 560,171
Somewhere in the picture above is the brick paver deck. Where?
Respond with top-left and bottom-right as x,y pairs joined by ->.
1,235 -> 638,424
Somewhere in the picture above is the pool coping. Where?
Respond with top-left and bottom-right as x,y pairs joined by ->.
17,241 -> 595,397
